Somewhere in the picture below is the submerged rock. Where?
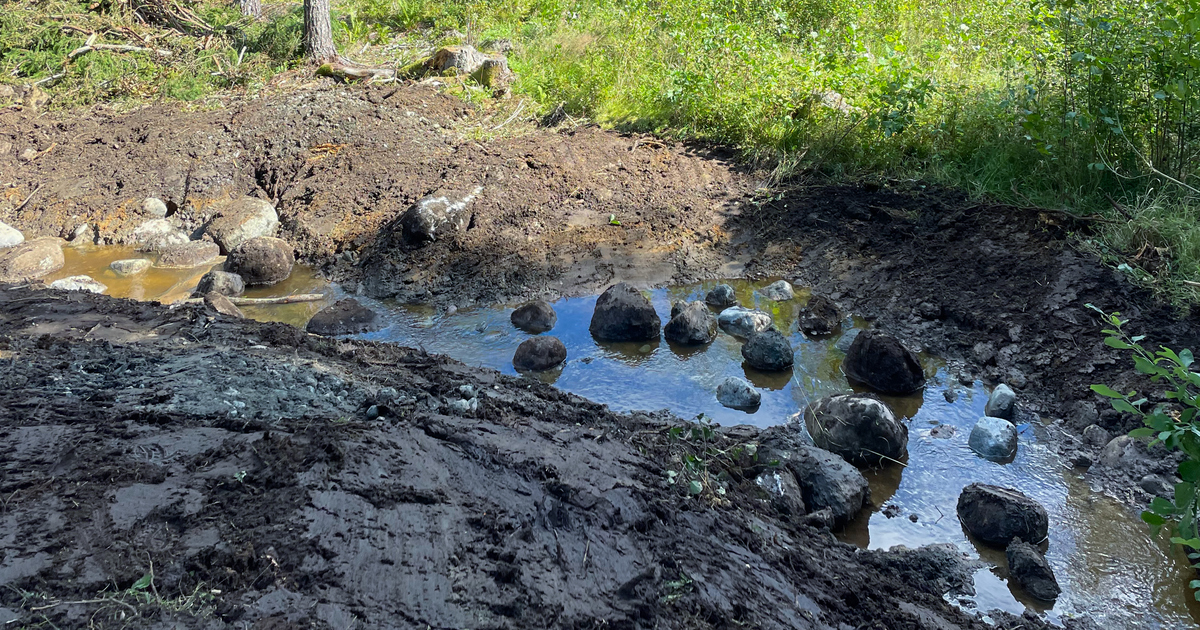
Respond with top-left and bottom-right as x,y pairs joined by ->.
705,283 -> 737,308
156,240 -> 220,268
717,306 -> 773,338
716,376 -> 761,410
968,416 -> 1018,461
195,270 -> 245,297
203,292 -> 244,319
513,336 -> 567,371
742,330 -> 794,371
0,238 -> 64,282
306,299 -> 383,336
399,187 -> 482,247
843,330 -> 925,394
1006,538 -> 1060,601
205,197 -> 279,254
49,275 -> 107,294
0,221 -> 24,249
589,282 -> 660,342
797,294 -> 842,336
805,394 -> 908,466
227,237 -> 294,286
985,384 -> 1017,420
956,483 -> 1048,547
758,280 -> 794,301
110,259 -> 151,277
664,301 -> 718,345
762,428 -> 870,528
510,300 -> 557,333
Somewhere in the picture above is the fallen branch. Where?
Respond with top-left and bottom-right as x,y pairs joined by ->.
69,43 -> 172,59
14,184 -> 42,212
184,294 -> 326,306
316,63 -> 397,82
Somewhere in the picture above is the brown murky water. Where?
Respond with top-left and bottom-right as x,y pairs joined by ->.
42,251 -> 1200,628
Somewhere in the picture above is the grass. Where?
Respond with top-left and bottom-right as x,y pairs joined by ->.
1,0 -> 1198,305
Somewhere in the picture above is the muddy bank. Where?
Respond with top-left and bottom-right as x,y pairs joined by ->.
0,284 -> 1007,629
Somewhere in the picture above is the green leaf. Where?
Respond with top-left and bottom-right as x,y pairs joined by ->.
1172,537 -> 1200,549
1178,482 -> 1198,510
1105,337 -> 1132,350
1112,399 -> 1138,414
1134,356 -> 1161,375
1130,427 -> 1157,439
1151,496 -> 1177,515
1180,461 -> 1200,483
688,480 -> 702,495
1182,349 -> 1195,368
1091,384 -> 1124,398
131,573 -> 153,591
1143,510 -> 1167,525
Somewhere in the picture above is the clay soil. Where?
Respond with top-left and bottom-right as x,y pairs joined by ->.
1,81 -> 1197,628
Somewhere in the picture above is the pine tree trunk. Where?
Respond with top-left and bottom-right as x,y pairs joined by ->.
303,0 -> 337,61
240,0 -> 261,18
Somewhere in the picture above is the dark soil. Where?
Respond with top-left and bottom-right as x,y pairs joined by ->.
0,285 -> 990,629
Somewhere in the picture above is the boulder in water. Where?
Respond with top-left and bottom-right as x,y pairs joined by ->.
0,238 -> 64,282
110,258 -> 152,277
227,237 -> 294,286
805,394 -> 908,466
705,283 -> 737,308
842,330 -> 925,394
758,280 -> 794,301
1006,538 -> 1060,601
306,299 -> 383,336
194,270 -> 245,297
156,240 -> 220,268
984,384 -> 1017,420
956,483 -> 1048,547
513,336 -> 567,371
741,330 -> 794,371
716,377 -> 761,410
664,301 -> 718,345
205,197 -> 279,254
589,282 -> 660,341
968,416 -> 1018,461
510,300 -> 557,333
717,306 -> 773,338
798,294 -> 842,336
49,275 -> 107,294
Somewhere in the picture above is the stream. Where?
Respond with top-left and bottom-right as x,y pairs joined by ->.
45,246 -> 1200,629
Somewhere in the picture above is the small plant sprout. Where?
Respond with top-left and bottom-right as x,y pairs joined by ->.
234,470 -> 248,483
608,214 -> 621,226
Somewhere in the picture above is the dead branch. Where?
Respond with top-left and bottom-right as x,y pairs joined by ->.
182,294 -> 326,306
70,43 -> 172,59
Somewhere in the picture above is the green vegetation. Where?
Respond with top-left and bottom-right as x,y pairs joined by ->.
1,0 -> 1197,300
1089,305 -> 1200,597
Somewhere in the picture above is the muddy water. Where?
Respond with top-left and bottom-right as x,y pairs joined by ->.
37,252 -> 1200,628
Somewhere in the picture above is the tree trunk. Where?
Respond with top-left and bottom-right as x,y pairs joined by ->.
303,0 -> 337,61
240,0 -> 261,18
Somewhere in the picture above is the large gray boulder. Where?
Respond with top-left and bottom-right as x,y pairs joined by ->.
968,416 -> 1018,461
49,275 -> 107,294
664,301 -> 718,345
0,238 -> 64,282
761,428 -> 870,527
758,280 -> 794,301
398,187 -> 482,246
0,220 -> 24,248
843,330 -> 925,394
513,336 -> 567,371
805,394 -> 908,466
194,270 -> 245,297
956,483 -> 1049,547
510,300 -> 557,333
716,377 -> 761,410
985,384 -> 1017,420
156,241 -> 221,268
589,283 -> 660,341
132,219 -> 188,252
205,197 -> 279,254
227,237 -> 294,286
142,197 -> 169,218
1006,538 -> 1060,601
798,295 -> 842,336
742,330 -> 794,371
705,283 -> 737,308
306,299 -> 383,336
718,306 -> 773,338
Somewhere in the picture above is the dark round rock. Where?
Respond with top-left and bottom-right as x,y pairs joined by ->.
797,295 -> 842,336
1006,538 -> 1061,601
842,330 -> 925,394
306,299 -> 383,336
194,270 -> 246,297
805,394 -> 908,466
589,282 -> 661,342
513,336 -> 567,371
226,237 -> 294,286
664,301 -> 718,345
741,330 -> 794,371
956,483 -> 1049,547
705,283 -> 737,308
511,300 -> 557,333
